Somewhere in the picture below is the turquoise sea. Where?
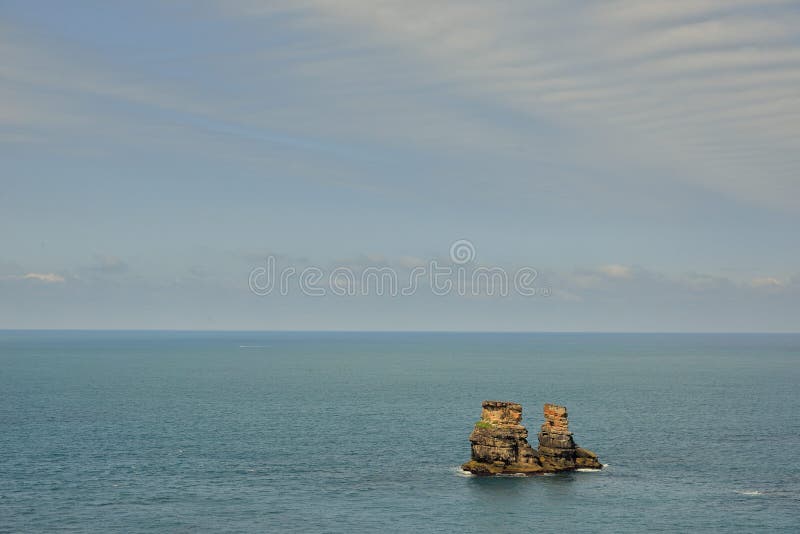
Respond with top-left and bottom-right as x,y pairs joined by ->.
1,331 -> 798,532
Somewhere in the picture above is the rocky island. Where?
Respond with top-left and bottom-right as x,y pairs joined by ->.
461,400 -> 602,475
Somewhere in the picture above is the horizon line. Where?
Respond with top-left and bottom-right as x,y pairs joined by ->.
1,329 -> 799,335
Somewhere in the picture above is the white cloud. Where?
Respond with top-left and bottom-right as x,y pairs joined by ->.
750,276 -> 785,288
22,273 -> 65,283
599,264 -> 633,279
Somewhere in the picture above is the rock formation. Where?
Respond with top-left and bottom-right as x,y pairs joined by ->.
461,400 -> 601,475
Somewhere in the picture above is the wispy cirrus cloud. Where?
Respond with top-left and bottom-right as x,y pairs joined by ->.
213,0 -> 800,210
5,1 -> 800,211
590,0 -> 793,26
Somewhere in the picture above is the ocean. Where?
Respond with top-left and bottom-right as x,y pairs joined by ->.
1,331 -> 798,532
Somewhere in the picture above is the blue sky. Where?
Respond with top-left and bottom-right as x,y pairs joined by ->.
1,0 -> 799,331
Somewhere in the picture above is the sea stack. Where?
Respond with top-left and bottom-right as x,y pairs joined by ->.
461,401 -> 601,475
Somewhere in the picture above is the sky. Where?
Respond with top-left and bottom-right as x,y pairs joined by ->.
1,0 -> 799,331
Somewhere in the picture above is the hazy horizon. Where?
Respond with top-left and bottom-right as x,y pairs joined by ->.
3,329 -> 800,335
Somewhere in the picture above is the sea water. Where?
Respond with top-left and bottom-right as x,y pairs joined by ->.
1,331 -> 798,532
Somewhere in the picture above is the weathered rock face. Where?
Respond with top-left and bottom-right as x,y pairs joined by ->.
461,401 -> 602,475
465,401 -> 542,474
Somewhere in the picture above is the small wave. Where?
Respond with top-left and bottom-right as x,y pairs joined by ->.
453,467 -> 475,477
736,490 -> 764,496
576,468 -> 602,472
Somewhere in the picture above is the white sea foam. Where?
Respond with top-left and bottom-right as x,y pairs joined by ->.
453,467 -> 475,477
736,490 -> 764,496
576,468 -> 602,472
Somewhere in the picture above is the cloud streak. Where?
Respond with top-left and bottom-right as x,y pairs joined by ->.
5,2 -> 800,209
22,273 -> 65,283
222,0 -> 800,209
